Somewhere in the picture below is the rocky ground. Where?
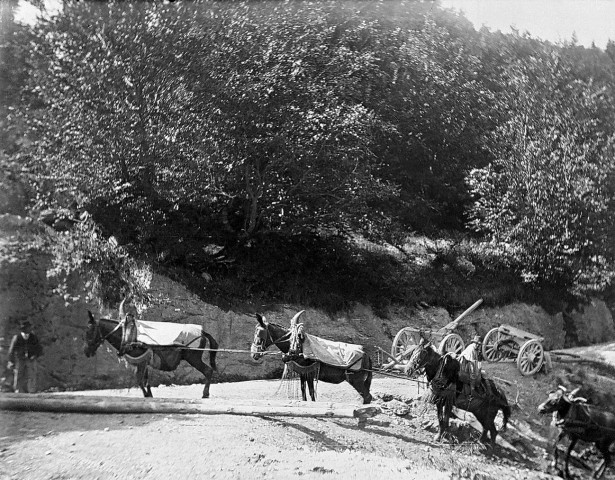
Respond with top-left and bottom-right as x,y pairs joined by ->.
1,357 -> 615,480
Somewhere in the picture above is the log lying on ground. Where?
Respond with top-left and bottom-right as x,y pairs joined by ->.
0,393 -> 380,420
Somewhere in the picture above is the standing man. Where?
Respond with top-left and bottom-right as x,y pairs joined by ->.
7,320 -> 43,393
458,335 -> 482,395
460,335 -> 482,361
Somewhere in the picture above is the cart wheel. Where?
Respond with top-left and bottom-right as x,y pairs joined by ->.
391,327 -> 422,360
482,327 -> 505,362
517,339 -> 544,376
438,333 -> 465,355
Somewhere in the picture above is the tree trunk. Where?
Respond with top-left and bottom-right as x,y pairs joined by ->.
0,393 -> 380,420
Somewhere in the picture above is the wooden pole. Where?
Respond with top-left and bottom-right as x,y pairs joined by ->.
0,393 -> 380,420
440,298 -> 484,332
377,345 -> 417,370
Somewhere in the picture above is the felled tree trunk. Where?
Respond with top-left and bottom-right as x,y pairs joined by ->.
0,393 -> 380,421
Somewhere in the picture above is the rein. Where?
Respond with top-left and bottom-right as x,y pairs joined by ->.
253,323 -> 292,352
91,318 -> 126,352
558,399 -> 615,434
407,345 -> 436,378
265,323 -> 292,347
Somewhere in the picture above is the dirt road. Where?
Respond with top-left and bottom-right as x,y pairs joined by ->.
1,371 -> 572,480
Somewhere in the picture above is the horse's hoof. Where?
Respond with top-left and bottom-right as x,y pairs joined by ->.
202,394 -> 209,399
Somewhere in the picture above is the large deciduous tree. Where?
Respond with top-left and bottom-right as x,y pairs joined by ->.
467,51 -> 615,295
22,1 -> 398,240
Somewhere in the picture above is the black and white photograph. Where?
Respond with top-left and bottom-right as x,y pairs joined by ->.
1,0 -> 615,478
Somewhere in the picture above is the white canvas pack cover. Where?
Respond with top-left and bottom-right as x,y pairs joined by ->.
302,333 -> 364,370
135,320 -> 202,347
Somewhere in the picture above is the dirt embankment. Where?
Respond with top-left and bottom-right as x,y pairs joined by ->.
2,210 -> 615,395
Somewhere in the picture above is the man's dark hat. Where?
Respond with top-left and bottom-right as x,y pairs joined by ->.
20,320 -> 32,330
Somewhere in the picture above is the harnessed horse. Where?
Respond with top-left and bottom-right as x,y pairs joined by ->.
250,311 -> 373,404
538,386 -> 615,479
405,338 -> 511,448
84,310 -> 218,398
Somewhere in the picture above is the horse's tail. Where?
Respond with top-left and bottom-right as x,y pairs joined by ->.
203,332 -> 218,370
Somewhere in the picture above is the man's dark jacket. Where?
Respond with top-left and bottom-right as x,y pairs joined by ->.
8,334 -> 43,362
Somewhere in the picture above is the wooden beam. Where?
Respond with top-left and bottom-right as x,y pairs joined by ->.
0,393 -> 380,420
439,298 -> 484,333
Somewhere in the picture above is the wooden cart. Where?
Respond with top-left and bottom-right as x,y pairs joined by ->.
481,324 -> 545,376
391,327 -> 465,358
387,299 -> 483,368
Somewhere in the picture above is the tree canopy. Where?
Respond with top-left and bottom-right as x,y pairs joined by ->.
3,0 -> 614,305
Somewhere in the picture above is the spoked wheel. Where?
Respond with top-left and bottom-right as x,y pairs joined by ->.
517,339 -> 545,376
482,327 -> 505,362
438,333 -> 465,355
391,327 -> 423,360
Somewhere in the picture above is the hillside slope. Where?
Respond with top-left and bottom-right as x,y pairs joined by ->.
1,212 -> 615,392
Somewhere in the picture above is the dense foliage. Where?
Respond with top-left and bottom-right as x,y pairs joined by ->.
2,0 -> 614,308
467,50 -> 615,294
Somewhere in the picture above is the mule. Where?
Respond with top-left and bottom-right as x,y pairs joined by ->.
538,386 -> 615,479
84,311 -> 218,398
250,311 -> 373,404
405,338 -> 511,448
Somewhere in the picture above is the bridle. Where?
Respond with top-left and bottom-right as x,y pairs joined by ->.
85,318 -> 125,354
406,343 -> 432,376
252,323 -> 292,352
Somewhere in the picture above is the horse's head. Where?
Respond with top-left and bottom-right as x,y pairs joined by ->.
251,311 -> 303,360
537,385 -> 581,414
83,311 -> 104,357
251,314 -> 271,361
404,338 -> 435,376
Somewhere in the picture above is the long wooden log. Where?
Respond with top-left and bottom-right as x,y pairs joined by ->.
0,393 -> 380,420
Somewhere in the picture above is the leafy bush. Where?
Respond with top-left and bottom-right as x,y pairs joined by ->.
47,217 -> 152,308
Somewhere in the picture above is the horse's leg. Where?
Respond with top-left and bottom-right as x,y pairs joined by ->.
488,417 -> 498,449
307,377 -> 316,401
200,362 -> 213,399
144,367 -> 153,397
473,406 -> 490,444
346,370 -> 373,405
483,408 -> 498,448
549,430 -> 564,473
564,437 -> 578,479
593,440 -> 611,479
435,404 -> 445,442
478,417 -> 489,444
361,370 -> 373,404
186,351 -> 213,398
300,375 -> 308,401
136,363 -> 152,398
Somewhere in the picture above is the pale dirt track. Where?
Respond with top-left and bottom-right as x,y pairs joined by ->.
0,368 -> 578,480
4,343 -> 615,480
